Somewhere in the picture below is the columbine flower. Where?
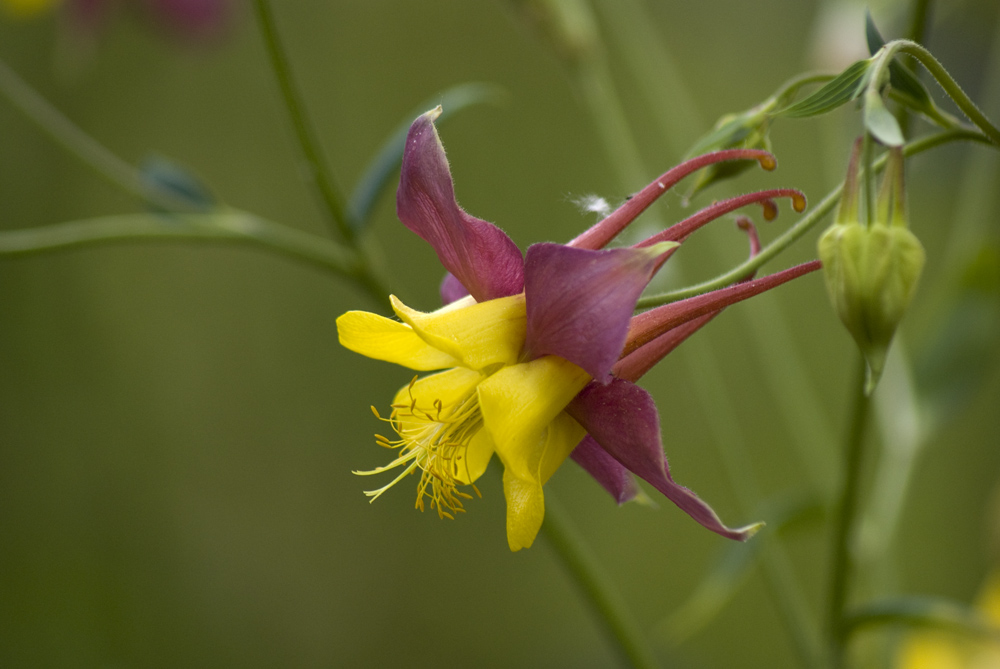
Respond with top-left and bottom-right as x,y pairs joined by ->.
337,108 -> 820,551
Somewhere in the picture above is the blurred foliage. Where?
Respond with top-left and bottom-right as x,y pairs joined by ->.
1,1 -> 999,667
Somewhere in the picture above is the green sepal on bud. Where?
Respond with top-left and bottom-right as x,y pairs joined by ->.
818,141 -> 925,394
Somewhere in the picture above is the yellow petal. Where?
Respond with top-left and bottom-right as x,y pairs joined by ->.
391,293 -> 527,371
499,412 -> 584,551
503,468 -> 545,551
389,368 -> 493,484
538,411 -> 586,484
477,355 -> 590,482
337,310 -> 459,371
454,427 -> 495,485
391,367 -> 483,411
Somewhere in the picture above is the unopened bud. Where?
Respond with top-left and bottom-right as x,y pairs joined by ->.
818,144 -> 925,393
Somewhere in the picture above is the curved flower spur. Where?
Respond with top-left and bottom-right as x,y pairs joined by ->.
337,107 -> 820,551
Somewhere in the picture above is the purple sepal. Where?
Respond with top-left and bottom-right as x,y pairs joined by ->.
570,436 -> 640,505
615,313 -> 719,383
523,243 -> 670,382
567,378 -> 756,541
397,111 -> 524,302
440,272 -> 470,305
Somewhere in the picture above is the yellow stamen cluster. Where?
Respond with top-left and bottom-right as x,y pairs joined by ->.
353,378 -> 483,520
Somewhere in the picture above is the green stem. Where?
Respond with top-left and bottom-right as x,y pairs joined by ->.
899,0 -> 934,135
1,40 -> 390,307
590,0 -> 704,159
887,40 -> 1000,145
0,211 -> 389,306
683,338 -> 823,668
252,0 -> 354,239
0,58 -> 199,212
542,492 -> 661,669
844,595 -> 1000,643
637,127 -> 992,308
828,357 -> 871,667
906,0 -> 933,47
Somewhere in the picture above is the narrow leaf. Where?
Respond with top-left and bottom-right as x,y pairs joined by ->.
865,10 -> 887,54
348,82 -> 505,230
141,155 -> 215,212
778,60 -> 872,118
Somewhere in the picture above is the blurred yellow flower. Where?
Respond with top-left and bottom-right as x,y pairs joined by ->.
1,0 -> 58,18
897,571 -> 1000,669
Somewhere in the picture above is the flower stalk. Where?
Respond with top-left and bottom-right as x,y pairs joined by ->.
828,357 -> 872,667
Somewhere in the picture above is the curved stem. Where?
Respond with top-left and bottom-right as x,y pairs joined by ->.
253,0 -> 354,239
0,58 -> 199,212
541,492 -> 661,669
0,211 -> 389,306
827,357 -> 871,667
637,128 -> 992,308
891,40 -> 1000,145
844,595 -> 1000,643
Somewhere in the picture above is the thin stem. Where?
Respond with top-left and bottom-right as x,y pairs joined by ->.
637,128 -> 992,308
0,211 -> 388,307
1,38 -> 391,308
252,0 -> 354,239
0,58 -> 199,212
683,337 -> 824,668
906,0 -> 933,47
590,0 -> 703,159
541,492 -> 661,669
899,0 -> 934,135
890,40 -> 1000,145
828,357 -> 871,667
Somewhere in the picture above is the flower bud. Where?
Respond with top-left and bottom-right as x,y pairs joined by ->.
818,143 -> 925,393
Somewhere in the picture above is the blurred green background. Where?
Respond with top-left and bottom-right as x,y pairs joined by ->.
1,1 -> 999,666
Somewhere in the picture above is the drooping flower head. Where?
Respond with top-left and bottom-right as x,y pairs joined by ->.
338,108 -> 820,551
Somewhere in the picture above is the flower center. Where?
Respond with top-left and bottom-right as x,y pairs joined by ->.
354,377 -> 483,520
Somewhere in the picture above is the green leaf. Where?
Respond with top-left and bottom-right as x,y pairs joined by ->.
864,10 -> 887,55
777,60 -> 872,118
348,82 -> 506,230
685,110 -> 760,157
866,11 -> 933,111
140,155 -> 216,212
864,89 -> 905,146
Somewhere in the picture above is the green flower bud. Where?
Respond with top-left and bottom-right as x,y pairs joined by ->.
818,143 -> 925,394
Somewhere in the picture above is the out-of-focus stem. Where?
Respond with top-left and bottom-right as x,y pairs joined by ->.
0,58 -> 198,212
253,0 -> 354,239
828,357 -> 871,667
542,493 -> 662,669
